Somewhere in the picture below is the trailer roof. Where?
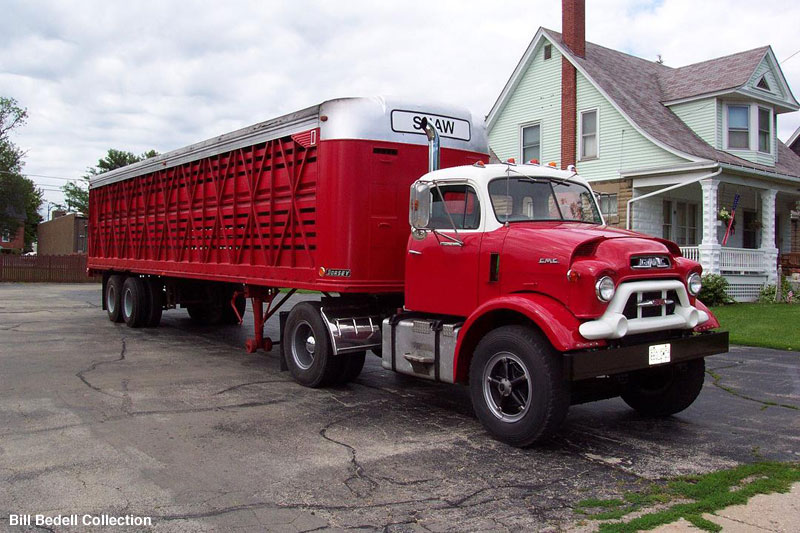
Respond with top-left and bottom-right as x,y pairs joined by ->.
90,97 -> 487,189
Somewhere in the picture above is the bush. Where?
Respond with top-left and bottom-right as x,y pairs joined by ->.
698,273 -> 733,306
757,277 -> 792,303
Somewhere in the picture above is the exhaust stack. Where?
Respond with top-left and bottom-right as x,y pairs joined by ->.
419,117 -> 440,172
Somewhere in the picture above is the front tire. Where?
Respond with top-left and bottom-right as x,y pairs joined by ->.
469,325 -> 570,447
621,359 -> 705,417
283,302 -> 340,388
335,351 -> 366,384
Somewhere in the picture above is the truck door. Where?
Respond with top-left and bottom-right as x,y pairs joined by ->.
405,183 -> 482,317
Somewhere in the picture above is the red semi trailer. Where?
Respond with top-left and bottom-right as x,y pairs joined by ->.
89,97 -> 728,446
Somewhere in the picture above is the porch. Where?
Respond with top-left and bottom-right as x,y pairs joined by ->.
628,170 -> 799,302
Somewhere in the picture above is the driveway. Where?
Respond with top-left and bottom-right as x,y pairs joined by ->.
1,283 -> 798,531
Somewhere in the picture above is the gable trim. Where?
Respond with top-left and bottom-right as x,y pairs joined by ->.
487,28 -> 549,130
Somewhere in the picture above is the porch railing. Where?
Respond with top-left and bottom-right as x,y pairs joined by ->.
679,246 -> 767,274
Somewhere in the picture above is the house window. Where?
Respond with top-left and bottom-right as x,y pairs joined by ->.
675,202 -> 698,246
579,109 -> 598,160
662,201 -> 672,240
599,193 -> 617,217
1,229 -> 12,243
758,107 -> 771,153
727,105 -> 750,149
756,75 -> 771,91
521,124 -> 541,163
544,44 -> 552,60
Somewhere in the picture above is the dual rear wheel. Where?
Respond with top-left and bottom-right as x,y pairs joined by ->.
105,274 -> 163,328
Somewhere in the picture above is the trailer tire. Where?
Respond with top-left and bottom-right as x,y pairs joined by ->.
621,359 -> 705,417
469,325 -> 570,447
145,278 -> 163,327
187,303 -> 223,325
122,277 -> 148,328
106,274 -> 125,323
283,302 -> 340,388
335,351 -> 366,384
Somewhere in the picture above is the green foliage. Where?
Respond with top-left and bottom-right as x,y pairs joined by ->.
697,273 -> 732,306
0,96 -> 42,250
573,462 -> 800,533
63,148 -> 159,215
757,278 -> 791,303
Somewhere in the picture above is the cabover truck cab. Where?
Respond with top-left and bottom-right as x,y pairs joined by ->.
89,98 -> 727,447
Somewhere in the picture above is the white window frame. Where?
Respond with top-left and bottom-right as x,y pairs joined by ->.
1,229 -> 12,243
757,106 -> 773,154
662,199 -> 699,246
723,103 -> 751,151
578,108 -> 599,161
519,121 -> 542,164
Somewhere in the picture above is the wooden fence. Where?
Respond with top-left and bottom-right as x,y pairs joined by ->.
0,254 -> 99,283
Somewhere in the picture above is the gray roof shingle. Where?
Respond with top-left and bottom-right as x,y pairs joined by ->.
541,28 -> 800,179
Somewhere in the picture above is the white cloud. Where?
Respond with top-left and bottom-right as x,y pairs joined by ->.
1,0 -> 798,207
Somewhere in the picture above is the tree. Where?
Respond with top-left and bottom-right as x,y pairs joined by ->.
0,96 -> 42,251
63,148 -> 159,215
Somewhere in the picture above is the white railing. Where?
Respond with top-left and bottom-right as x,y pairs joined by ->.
680,246 -> 700,261
720,247 -> 766,274
679,246 -> 767,274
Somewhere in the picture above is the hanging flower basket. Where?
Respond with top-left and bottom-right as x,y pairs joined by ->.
718,207 -> 731,223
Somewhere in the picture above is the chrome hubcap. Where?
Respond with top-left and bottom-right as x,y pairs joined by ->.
483,352 -> 532,423
291,321 -> 316,370
123,288 -> 133,318
107,285 -> 116,313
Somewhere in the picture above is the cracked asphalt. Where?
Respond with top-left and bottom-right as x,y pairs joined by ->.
1,283 -> 798,532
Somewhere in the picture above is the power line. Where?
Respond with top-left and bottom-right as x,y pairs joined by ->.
781,48 -> 800,64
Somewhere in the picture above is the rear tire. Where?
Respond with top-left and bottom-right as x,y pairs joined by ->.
621,359 -> 705,417
187,302 -> 224,325
145,278 -> 163,327
469,325 -> 570,447
106,274 -> 125,323
122,277 -> 148,328
335,351 -> 366,384
283,302 -> 340,388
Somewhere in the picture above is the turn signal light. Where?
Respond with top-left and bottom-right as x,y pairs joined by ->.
567,269 -> 580,282
528,159 -> 540,165
548,161 -> 557,167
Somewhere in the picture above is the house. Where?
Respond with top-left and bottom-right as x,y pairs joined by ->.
0,223 -> 25,253
37,212 -> 89,255
789,126 -> 800,156
487,0 -> 800,301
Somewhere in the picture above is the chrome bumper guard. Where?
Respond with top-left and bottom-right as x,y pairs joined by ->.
578,280 -> 709,340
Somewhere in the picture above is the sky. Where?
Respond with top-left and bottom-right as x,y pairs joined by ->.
1,0 -> 799,210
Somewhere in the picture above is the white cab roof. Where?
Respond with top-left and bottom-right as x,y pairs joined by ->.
418,163 -> 593,189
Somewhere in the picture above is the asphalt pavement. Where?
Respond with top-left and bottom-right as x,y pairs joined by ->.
0,283 -> 798,532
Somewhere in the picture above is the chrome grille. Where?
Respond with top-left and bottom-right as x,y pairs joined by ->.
622,289 -> 678,320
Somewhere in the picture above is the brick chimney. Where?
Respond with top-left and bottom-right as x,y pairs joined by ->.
560,0 -> 585,169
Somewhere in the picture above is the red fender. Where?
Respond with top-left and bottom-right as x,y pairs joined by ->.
692,299 -> 721,330
452,293 -> 605,383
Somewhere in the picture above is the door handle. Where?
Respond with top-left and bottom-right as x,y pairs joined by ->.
408,249 -> 422,255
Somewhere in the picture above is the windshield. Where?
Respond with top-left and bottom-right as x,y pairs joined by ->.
488,176 -> 602,224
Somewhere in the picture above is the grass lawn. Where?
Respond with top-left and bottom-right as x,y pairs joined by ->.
710,303 -> 800,351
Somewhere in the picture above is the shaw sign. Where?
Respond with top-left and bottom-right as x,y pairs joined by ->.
390,110 -> 471,141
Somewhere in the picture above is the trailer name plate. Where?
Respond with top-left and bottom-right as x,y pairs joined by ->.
391,110 -> 471,141
648,343 -> 671,365
320,268 -> 351,278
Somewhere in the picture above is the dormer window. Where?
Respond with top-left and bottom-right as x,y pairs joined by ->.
758,107 -> 771,153
727,105 -> 749,149
544,44 -> 552,60
756,75 -> 771,91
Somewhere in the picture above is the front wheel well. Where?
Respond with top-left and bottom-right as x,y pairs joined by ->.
455,309 -> 544,384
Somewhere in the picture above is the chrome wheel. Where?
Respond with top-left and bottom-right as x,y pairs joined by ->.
107,284 -> 116,314
291,320 -> 316,370
123,287 -> 133,318
482,351 -> 532,422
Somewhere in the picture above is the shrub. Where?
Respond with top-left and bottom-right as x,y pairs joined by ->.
758,277 -> 792,303
698,273 -> 733,306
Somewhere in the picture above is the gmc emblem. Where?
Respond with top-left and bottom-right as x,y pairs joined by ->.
632,256 -> 670,269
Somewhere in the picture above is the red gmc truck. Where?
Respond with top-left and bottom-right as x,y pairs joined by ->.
89,97 -> 728,446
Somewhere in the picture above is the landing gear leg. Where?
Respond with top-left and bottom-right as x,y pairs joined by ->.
243,286 -> 296,354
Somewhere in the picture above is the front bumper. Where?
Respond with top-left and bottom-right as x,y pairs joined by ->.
563,331 -> 729,381
578,279 -> 708,340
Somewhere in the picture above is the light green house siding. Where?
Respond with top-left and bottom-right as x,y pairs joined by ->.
668,98 -> 717,146
574,71 -> 688,180
747,56 -> 785,99
488,37 -> 562,164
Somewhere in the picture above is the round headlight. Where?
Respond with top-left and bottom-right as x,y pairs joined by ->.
595,276 -> 616,302
687,272 -> 702,295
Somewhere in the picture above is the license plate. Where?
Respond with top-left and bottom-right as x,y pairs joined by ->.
648,343 -> 671,365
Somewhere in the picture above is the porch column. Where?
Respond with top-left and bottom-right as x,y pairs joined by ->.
698,178 -> 721,275
760,189 -> 779,284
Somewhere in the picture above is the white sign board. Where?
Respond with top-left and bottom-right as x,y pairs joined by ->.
390,110 -> 471,141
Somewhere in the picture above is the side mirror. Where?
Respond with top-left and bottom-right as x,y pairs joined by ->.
409,182 -> 431,229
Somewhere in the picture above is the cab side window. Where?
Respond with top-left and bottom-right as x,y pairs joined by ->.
429,184 -> 481,230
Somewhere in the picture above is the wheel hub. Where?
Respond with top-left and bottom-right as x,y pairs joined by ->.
305,335 -> 316,354
497,378 -> 512,396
